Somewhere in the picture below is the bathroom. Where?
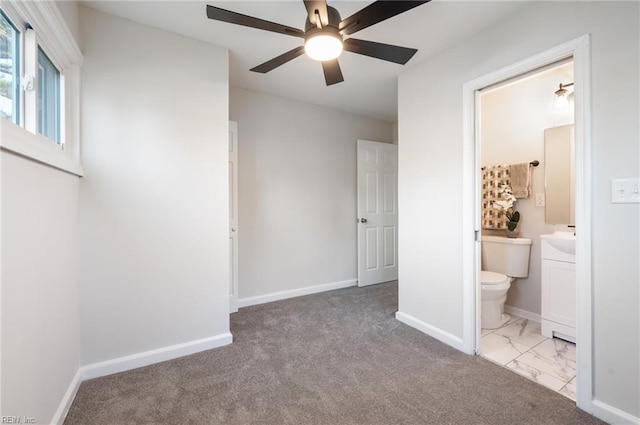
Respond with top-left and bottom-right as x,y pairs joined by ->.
477,61 -> 577,399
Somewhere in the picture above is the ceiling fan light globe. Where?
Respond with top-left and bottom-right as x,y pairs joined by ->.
305,34 -> 343,61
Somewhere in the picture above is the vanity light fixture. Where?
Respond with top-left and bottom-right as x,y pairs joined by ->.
553,82 -> 574,110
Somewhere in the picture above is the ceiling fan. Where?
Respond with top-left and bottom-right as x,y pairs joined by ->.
206,1 -> 430,86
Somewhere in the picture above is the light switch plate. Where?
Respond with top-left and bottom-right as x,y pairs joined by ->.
611,178 -> 640,203
535,193 -> 546,207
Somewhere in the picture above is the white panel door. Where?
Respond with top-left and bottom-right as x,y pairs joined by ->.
357,140 -> 398,287
229,121 -> 239,313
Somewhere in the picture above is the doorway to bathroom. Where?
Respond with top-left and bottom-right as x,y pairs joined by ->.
476,59 -> 577,400
460,35 -> 593,412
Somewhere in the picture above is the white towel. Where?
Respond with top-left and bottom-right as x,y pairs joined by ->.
510,162 -> 531,199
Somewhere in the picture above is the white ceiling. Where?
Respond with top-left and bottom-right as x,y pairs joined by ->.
82,1 -> 529,122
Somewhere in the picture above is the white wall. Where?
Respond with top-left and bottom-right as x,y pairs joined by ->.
481,63 -> 574,315
398,1 -> 638,420
1,2 -> 82,422
78,6 -> 230,364
56,0 -> 80,44
0,151 -> 80,423
230,87 -> 392,300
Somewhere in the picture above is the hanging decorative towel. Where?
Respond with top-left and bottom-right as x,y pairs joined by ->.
482,164 -> 510,229
510,162 -> 532,198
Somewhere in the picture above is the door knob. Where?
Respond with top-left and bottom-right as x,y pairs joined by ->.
231,227 -> 237,232
359,218 -> 367,223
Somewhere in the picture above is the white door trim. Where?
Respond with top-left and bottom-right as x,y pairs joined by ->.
229,121 -> 239,313
461,35 -> 592,412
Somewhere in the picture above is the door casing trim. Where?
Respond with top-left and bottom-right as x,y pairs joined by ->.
461,34 -> 592,412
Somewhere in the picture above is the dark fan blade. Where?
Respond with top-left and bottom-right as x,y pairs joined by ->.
321,59 -> 344,86
343,38 -> 417,64
304,0 -> 329,27
339,1 -> 430,36
206,5 -> 305,38
250,46 -> 306,73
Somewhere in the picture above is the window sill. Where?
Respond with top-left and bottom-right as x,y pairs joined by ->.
0,118 -> 83,177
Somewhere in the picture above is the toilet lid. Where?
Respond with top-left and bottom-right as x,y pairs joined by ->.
481,271 -> 509,285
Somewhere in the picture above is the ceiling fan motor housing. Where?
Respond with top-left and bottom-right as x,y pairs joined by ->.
304,6 -> 342,40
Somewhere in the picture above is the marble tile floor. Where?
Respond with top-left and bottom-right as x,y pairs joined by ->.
480,315 -> 576,401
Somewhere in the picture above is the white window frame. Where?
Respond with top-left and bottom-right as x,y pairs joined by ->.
0,1 -> 83,176
32,30 -> 65,145
0,6 -> 25,127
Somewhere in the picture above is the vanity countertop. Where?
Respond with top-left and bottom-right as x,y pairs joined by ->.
540,232 -> 575,261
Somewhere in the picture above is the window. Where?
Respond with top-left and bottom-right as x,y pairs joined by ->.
0,10 -> 20,124
37,47 -> 60,144
0,2 -> 83,176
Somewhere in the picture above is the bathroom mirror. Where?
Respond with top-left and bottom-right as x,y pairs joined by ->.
544,124 -> 575,225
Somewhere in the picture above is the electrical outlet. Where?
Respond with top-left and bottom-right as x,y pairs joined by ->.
535,193 -> 546,207
611,178 -> 640,203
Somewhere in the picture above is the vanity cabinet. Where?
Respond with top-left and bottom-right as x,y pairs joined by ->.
540,234 -> 576,342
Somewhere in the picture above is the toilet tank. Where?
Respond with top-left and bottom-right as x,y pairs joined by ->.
481,236 -> 532,278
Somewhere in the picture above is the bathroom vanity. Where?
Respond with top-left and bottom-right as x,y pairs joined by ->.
540,232 -> 576,342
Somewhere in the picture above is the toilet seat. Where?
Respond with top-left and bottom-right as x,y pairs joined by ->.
481,271 -> 510,291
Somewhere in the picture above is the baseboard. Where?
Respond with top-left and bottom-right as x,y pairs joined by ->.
50,369 -> 83,425
591,399 -> 640,425
238,279 -> 358,308
50,332 -> 233,424
395,311 -> 468,354
80,332 -> 233,380
504,305 -> 541,323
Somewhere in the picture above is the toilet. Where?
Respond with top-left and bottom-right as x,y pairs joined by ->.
481,236 -> 532,329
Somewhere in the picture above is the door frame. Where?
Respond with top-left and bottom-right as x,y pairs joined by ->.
461,35 -> 592,412
229,120 -> 239,313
